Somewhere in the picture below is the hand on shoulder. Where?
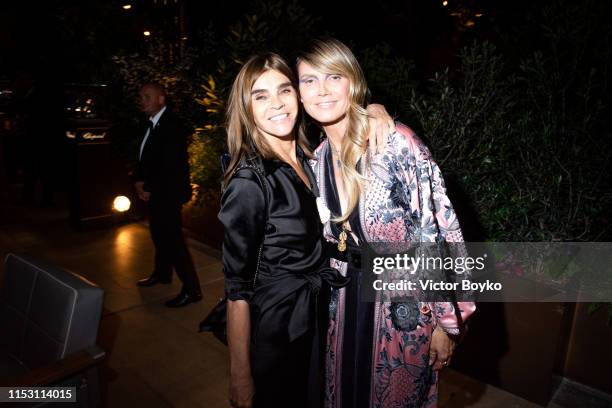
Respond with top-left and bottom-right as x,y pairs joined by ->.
388,122 -> 432,161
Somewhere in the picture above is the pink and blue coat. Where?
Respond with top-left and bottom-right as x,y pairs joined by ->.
310,123 -> 476,408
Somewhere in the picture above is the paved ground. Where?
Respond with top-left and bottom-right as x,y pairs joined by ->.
0,194 -> 576,407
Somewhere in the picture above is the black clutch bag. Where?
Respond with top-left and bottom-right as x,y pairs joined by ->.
199,297 -> 228,345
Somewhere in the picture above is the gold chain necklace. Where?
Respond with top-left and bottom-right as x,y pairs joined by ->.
329,142 -> 349,252
330,143 -> 343,168
338,221 -> 349,252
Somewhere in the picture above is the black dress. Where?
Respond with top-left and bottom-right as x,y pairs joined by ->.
219,149 -> 347,408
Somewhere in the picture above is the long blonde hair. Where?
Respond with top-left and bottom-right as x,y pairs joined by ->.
297,38 -> 370,222
224,53 -> 311,185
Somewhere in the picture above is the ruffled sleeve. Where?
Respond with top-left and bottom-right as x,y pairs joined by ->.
218,169 -> 266,302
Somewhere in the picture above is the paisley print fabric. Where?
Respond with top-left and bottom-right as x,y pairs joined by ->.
310,123 -> 476,408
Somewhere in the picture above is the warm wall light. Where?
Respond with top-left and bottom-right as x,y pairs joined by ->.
113,196 -> 131,212
143,30 -> 151,36
442,1 -> 448,6
122,4 -> 132,10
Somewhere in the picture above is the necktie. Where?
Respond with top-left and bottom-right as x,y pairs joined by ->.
139,120 -> 155,160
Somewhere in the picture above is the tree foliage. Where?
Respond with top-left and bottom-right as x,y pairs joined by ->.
112,0 -> 611,242
112,0 -> 319,203
369,1 -> 611,242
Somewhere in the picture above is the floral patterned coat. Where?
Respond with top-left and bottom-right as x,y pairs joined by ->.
310,123 -> 476,408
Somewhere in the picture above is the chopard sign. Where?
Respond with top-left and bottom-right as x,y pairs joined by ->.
82,132 -> 106,140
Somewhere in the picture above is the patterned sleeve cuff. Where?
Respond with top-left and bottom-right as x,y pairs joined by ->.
437,326 -> 461,336
430,301 -> 476,336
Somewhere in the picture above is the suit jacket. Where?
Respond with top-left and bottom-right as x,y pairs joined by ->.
135,108 -> 192,204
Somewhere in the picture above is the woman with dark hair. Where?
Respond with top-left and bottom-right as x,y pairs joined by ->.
297,38 -> 477,408
221,52 -> 337,408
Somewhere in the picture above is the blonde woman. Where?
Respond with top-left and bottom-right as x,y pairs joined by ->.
297,38 -> 476,407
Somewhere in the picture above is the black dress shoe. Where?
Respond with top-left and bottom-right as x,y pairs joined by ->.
137,275 -> 172,287
164,291 -> 202,308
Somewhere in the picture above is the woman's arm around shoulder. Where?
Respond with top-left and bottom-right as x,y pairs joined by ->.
386,122 -> 434,161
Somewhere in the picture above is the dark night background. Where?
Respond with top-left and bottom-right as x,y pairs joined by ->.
2,0 -> 610,242
1,1 -> 612,406
1,0 -> 540,83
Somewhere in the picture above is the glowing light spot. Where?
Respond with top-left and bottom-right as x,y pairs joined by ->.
113,196 -> 131,212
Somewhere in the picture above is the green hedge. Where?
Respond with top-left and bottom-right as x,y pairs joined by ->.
113,0 -> 611,243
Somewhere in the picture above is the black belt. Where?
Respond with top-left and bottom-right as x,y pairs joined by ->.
252,265 -> 350,342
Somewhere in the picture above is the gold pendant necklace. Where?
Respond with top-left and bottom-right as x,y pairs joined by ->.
338,221 -> 348,252
330,142 -> 348,252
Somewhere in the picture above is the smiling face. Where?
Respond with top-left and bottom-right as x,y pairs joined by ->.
250,69 -> 299,141
297,60 -> 351,125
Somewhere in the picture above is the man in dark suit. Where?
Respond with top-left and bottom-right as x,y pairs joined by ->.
134,83 -> 202,308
